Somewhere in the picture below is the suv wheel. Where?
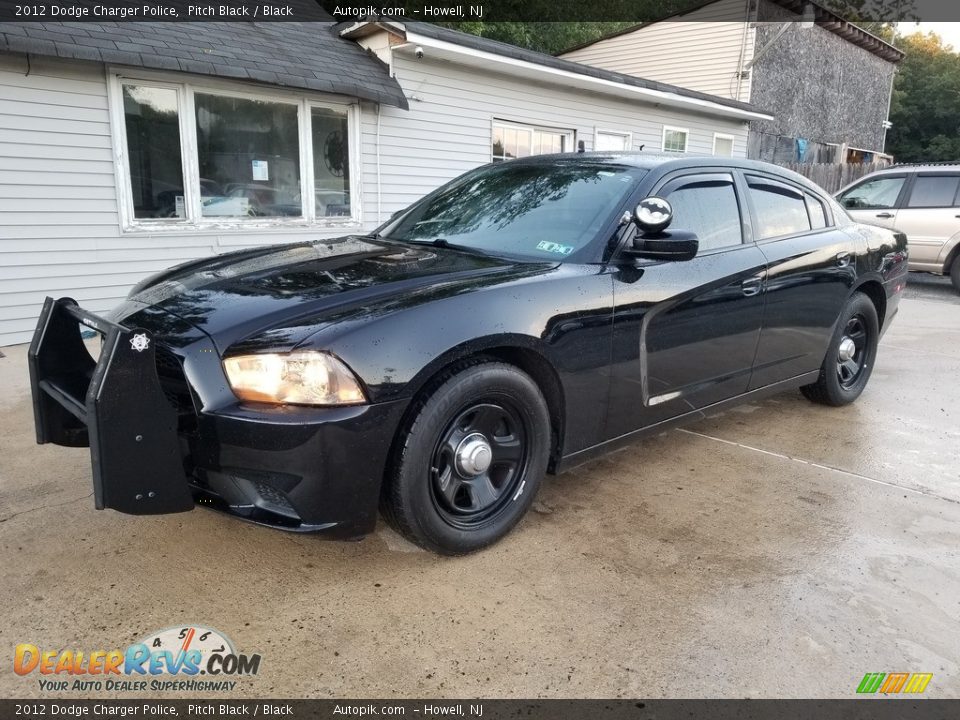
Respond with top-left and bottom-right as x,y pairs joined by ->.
951,255 -> 960,293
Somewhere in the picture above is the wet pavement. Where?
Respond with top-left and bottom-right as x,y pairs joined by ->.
0,273 -> 957,699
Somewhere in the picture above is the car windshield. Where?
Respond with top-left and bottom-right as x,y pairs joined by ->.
381,161 -> 643,260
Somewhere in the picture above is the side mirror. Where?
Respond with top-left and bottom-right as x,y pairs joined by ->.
629,230 -> 699,261
625,196 -> 698,261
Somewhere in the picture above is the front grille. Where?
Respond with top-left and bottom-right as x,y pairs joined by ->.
154,345 -> 198,428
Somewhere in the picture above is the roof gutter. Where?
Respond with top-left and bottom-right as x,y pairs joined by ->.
398,30 -> 773,122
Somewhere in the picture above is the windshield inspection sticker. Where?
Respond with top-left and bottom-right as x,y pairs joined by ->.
537,241 -> 574,256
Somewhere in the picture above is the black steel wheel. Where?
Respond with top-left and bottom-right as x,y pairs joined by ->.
802,292 -> 879,407
382,362 -> 551,555
836,315 -> 868,389
429,402 -> 528,529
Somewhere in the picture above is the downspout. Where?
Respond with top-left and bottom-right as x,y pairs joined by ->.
734,0 -> 752,102
880,19 -> 901,158
376,102 -> 382,224
881,67 -> 896,155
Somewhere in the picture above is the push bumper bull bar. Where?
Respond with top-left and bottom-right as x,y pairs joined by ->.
28,297 -> 194,515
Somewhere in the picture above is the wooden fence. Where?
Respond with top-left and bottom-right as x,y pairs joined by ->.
778,162 -> 889,194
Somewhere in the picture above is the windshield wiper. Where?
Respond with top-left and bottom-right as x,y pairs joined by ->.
393,238 -> 490,256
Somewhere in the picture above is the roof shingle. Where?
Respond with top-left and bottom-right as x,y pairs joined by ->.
0,21 -> 409,109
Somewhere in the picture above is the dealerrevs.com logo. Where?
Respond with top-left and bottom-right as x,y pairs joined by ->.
13,625 -> 261,693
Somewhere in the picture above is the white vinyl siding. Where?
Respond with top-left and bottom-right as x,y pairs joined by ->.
560,0 -> 756,102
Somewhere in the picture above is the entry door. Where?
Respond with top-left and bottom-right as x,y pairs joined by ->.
605,172 -> 767,438
836,173 -> 907,230
892,173 -> 960,267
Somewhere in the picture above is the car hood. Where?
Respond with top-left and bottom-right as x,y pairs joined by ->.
111,236 -> 551,353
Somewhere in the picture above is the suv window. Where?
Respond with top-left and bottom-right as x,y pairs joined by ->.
838,176 -> 905,210
747,176 -> 811,239
906,175 -> 960,208
662,175 -> 743,251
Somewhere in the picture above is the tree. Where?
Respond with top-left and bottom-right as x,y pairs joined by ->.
887,32 -> 960,162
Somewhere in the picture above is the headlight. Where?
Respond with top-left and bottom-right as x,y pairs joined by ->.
222,351 -> 366,406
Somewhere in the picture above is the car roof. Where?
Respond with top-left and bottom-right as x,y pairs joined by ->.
503,152 -> 830,195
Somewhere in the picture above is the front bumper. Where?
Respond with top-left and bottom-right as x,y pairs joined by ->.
28,297 -> 407,539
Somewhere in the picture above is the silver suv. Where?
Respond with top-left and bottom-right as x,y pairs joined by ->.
837,163 -> 960,292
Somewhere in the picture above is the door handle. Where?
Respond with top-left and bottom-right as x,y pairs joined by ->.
875,212 -> 894,218
741,277 -> 763,297
836,251 -> 852,268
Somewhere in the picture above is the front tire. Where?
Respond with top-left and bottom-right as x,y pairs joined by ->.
950,255 -> 960,294
801,292 -> 879,406
382,362 -> 551,555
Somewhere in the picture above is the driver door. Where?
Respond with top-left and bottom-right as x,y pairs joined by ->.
605,171 -> 768,438
837,173 -> 908,230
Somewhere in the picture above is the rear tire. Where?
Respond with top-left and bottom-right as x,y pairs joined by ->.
950,255 -> 960,294
801,292 -> 879,407
382,362 -> 551,555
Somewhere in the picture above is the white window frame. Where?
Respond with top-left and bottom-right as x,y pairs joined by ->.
491,119 -> 575,162
662,125 -> 689,154
713,132 -> 736,157
594,128 -> 633,152
106,67 -> 362,233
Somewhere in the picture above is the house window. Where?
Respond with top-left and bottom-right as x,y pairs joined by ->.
122,85 -> 185,219
595,130 -> 632,152
492,121 -> 573,162
713,133 -> 735,157
112,74 -> 359,230
662,126 -> 689,153
312,107 -> 352,217
195,93 -> 301,218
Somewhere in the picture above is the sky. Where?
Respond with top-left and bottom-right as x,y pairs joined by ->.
895,22 -> 960,50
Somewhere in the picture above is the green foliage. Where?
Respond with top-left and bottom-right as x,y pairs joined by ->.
887,32 -> 960,162
819,0 -> 918,24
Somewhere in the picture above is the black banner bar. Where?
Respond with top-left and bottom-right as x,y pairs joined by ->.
1,0 -> 960,23
2,700 -> 959,720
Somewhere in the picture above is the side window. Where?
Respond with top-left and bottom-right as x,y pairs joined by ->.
838,176 -> 905,210
662,175 -> 743,252
806,194 -> 827,229
906,175 -> 960,208
747,176 -> 811,239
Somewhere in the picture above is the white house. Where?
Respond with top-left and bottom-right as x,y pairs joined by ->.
0,20 -> 771,345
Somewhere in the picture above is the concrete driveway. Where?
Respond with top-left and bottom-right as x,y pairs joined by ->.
1,274 -> 958,699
